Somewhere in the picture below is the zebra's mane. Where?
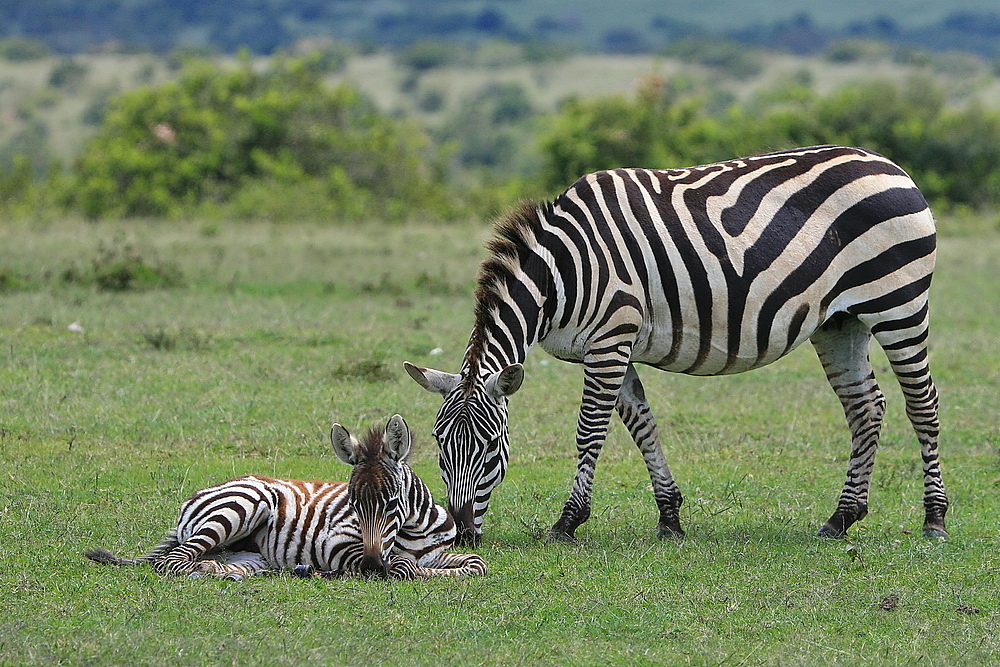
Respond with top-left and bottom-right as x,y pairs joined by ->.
463,199 -> 548,390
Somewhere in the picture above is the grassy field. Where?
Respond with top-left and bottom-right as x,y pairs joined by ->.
1,218 -> 999,665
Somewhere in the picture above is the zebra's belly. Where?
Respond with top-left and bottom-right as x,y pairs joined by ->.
539,306 -> 818,377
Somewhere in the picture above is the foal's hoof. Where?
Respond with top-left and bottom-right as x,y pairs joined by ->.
223,573 -> 244,582
187,571 -> 205,580
922,526 -> 949,540
292,565 -> 315,578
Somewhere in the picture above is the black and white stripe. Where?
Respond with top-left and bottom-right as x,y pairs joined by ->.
85,415 -> 487,579
406,145 -> 947,544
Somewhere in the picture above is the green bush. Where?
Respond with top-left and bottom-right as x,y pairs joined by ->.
396,40 -> 458,73
62,55 -> 454,221
48,58 -> 90,90
664,38 -> 763,79
59,235 -> 184,291
0,38 -> 52,61
538,75 -> 1000,209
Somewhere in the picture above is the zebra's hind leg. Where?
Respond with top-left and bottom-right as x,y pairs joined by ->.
869,304 -> 947,538
186,551 -> 272,581
412,552 -> 488,578
616,364 -> 684,538
151,525 -> 241,576
811,314 -> 885,538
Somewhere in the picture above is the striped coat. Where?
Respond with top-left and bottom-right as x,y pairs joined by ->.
407,145 -> 947,544
85,415 -> 486,580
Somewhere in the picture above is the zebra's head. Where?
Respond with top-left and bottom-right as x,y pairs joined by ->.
331,414 -> 412,578
404,361 -> 524,547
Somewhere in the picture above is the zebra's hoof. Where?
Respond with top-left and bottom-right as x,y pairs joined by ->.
545,528 -> 576,543
817,524 -> 846,539
293,565 -> 315,578
922,526 -> 949,539
187,571 -> 205,580
223,573 -> 244,582
656,526 -> 685,540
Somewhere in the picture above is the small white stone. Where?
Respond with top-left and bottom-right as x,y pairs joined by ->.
68,322 -> 84,333
429,347 -> 444,356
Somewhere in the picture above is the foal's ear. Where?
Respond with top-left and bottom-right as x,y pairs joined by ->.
331,423 -> 360,465
404,361 -> 460,397
383,414 -> 412,462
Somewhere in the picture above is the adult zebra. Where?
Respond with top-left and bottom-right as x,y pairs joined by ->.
406,145 -> 948,546
85,415 -> 486,579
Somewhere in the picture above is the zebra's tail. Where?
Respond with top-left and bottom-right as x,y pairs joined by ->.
84,530 -> 181,567
84,548 -> 136,566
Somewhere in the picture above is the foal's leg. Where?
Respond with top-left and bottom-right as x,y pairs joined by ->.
154,501 -> 270,575
188,551 -> 272,581
411,552 -> 488,577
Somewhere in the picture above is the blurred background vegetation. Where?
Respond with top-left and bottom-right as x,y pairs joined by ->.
1,0 -> 1000,223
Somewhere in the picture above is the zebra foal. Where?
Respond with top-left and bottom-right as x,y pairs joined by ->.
406,145 -> 948,545
85,415 -> 486,580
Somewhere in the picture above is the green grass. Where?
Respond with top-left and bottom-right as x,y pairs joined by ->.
2,219 -> 1000,665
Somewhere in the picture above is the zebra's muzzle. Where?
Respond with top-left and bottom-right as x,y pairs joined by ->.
450,501 -> 481,547
359,553 -> 389,578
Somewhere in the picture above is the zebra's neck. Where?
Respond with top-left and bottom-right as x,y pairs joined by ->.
462,201 -> 555,380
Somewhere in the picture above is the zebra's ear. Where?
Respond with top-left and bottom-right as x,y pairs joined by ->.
486,363 -> 524,400
331,423 -> 360,465
404,361 -> 460,397
383,414 -> 412,462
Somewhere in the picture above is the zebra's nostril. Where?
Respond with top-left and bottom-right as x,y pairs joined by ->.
359,554 -> 386,577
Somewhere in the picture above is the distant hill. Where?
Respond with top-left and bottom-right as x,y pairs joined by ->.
1,0 -> 999,57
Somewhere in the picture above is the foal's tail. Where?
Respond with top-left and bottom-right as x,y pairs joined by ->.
84,531 -> 181,567
84,547 -> 136,566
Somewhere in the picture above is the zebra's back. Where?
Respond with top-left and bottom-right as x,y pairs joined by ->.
537,145 -> 935,375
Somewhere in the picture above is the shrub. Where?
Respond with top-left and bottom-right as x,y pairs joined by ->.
664,38 -> 763,79
0,38 -> 52,61
0,267 -> 27,292
62,56 -> 454,221
48,58 -> 90,90
330,358 -> 394,382
538,75 -> 1000,209
396,40 -> 457,73
60,235 -> 184,291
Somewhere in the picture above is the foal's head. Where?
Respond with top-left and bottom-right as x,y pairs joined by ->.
331,414 -> 412,578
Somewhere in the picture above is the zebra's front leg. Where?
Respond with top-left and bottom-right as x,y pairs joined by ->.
811,316 -> 886,538
616,363 -> 684,538
548,342 -> 635,542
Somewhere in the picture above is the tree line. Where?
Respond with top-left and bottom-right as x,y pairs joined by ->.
2,1 -> 1000,59
1,56 -> 999,222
